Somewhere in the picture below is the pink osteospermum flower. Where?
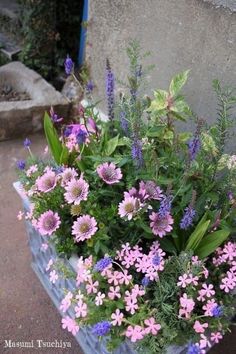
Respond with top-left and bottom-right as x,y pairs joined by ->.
61,167 -> 78,187
36,170 -> 57,193
49,270 -> 58,284
97,162 -> 122,184
37,210 -> 61,236
139,180 -> 163,200
210,332 -> 223,344
144,317 -> 161,335
125,325 -> 144,343
118,196 -> 140,220
72,215 -> 98,242
61,316 -> 79,336
149,212 -> 174,237
64,176 -> 89,205
111,309 -> 124,326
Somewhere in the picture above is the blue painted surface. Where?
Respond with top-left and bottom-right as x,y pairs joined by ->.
78,0 -> 89,66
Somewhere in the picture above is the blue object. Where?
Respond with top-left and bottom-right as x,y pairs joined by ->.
78,0 -> 89,66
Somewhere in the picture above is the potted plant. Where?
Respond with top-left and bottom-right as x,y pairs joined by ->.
15,42 -> 236,354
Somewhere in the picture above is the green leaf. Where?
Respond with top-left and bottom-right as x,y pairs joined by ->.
146,126 -> 166,138
171,96 -> 191,114
59,146 -> 70,165
43,112 -> 62,164
150,90 -> 169,111
185,214 -> 210,251
104,135 -> 119,156
159,238 -> 177,254
195,229 -> 230,259
169,70 -> 190,96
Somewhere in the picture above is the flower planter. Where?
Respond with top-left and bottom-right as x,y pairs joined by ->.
14,181 -> 188,354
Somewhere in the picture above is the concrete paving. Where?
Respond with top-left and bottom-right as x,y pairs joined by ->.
0,133 -> 235,353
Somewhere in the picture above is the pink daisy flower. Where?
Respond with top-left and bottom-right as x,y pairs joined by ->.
72,215 -> 98,242
149,212 -> 174,237
37,210 -> 61,236
64,176 -> 89,205
118,196 -> 140,220
139,181 -> 163,200
96,162 -> 122,184
61,167 -> 78,187
36,170 -> 57,193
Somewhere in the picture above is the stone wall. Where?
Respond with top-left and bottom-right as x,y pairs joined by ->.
86,0 -> 236,148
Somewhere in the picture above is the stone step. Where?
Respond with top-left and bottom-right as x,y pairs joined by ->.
0,32 -> 21,60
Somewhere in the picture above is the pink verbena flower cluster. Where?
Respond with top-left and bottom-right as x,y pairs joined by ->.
213,242 -> 236,293
57,247 -> 162,344
115,241 -> 165,282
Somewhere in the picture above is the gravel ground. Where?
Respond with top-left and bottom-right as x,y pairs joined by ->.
0,133 -> 235,354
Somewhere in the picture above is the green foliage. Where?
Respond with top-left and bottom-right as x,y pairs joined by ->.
18,0 -> 83,79
43,112 -> 63,164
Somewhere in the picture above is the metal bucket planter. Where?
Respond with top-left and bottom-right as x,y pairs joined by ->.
14,181 -> 188,354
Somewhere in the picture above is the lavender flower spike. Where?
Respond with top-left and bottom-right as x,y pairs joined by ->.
105,59 -> 115,121
64,55 -> 73,75
180,206 -> 196,230
131,138 -> 143,168
188,136 -> 201,161
91,321 -> 111,336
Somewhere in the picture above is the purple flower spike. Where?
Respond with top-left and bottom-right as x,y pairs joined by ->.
24,138 -> 31,148
50,107 -> 63,123
16,160 -> 26,170
131,139 -> 143,168
64,55 -> 74,75
188,136 -> 201,161
86,80 -> 94,94
180,206 -> 196,230
94,257 -> 112,272
187,343 -> 201,354
105,59 -> 115,121
91,321 -> 111,336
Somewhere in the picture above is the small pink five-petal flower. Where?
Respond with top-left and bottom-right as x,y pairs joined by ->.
193,321 -> 208,334
49,270 -> 58,284
144,317 -> 161,335
108,286 -> 121,300
107,271 -> 121,286
197,283 -> 215,301
125,298 -> 138,315
125,325 -> 144,343
75,300 -> 87,318
86,280 -> 99,294
61,316 -> 79,336
95,292 -> 105,306
117,270 -> 132,285
210,332 -> 223,344
177,274 -> 189,288
111,309 -> 124,326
